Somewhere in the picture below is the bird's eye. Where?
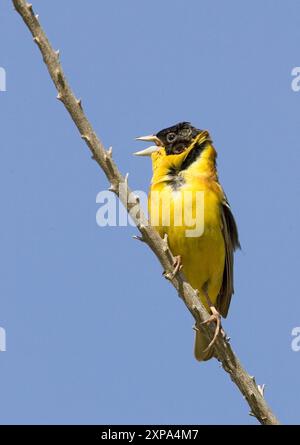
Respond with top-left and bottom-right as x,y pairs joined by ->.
166,132 -> 177,143
180,127 -> 192,138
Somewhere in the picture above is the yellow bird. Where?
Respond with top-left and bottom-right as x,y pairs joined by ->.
135,122 -> 240,361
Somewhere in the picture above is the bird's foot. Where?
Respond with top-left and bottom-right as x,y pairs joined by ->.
172,255 -> 182,276
201,306 -> 222,351
163,255 -> 182,280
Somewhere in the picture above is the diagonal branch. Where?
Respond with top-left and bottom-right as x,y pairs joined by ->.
12,0 -> 280,425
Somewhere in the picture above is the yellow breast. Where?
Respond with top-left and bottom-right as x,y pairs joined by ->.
148,142 -> 225,310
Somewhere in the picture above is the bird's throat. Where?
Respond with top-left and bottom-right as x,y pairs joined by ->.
151,132 -> 217,190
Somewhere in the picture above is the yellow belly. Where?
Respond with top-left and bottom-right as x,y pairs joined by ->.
149,179 -> 225,311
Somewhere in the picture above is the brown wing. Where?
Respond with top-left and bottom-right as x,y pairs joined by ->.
217,198 -> 241,318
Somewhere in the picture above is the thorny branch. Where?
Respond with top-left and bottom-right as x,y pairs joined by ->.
12,0 -> 280,425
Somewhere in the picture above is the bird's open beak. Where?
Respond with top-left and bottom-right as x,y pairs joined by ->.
135,135 -> 162,144
133,145 -> 159,156
133,134 -> 162,156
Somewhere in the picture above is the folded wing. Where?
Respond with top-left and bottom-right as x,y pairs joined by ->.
217,198 -> 241,317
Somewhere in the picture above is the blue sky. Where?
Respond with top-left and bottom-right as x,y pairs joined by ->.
1,0 -> 300,424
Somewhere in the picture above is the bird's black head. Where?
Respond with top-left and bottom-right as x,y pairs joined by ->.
156,122 -> 201,155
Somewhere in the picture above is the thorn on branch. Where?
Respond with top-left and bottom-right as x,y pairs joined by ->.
35,14 -> 39,20
162,233 -> 169,252
81,134 -> 90,143
108,184 -> 118,193
55,49 -> 60,58
104,147 -> 115,175
33,36 -> 40,45
258,384 -> 266,398
250,376 -> 256,384
76,98 -> 82,109
124,172 -> 129,186
163,271 -> 173,281
27,3 -> 33,12
104,147 -> 113,162
132,235 -> 145,243
56,93 -> 62,101
192,321 -> 199,332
